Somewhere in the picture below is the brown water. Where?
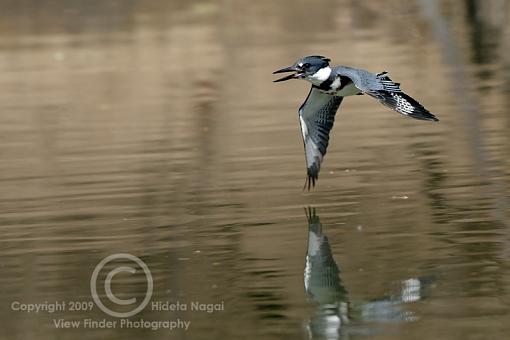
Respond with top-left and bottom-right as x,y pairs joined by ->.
1,1 -> 510,339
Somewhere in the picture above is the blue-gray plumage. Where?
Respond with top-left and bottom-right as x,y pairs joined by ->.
273,55 -> 439,190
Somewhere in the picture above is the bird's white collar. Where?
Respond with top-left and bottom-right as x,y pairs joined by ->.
308,66 -> 331,85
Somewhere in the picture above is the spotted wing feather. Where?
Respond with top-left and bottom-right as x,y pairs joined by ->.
337,68 -> 439,121
299,87 -> 343,190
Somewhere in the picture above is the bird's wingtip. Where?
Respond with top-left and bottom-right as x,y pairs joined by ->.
303,174 -> 318,191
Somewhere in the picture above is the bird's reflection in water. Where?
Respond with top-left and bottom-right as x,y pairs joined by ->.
304,208 -> 430,339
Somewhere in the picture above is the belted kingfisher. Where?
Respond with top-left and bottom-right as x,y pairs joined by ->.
273,55 -> 439,190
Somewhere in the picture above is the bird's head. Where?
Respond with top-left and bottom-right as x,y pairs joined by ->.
273,56 -> 331,83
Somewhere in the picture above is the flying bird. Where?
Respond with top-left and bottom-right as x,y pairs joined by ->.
273,55 -> 438,190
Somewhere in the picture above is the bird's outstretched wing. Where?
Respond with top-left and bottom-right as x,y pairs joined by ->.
339,68 -> 439,122
299,87 -> 343,190
365,72 -> 438,121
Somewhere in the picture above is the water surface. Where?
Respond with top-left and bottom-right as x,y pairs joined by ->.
1,1 -> 509,339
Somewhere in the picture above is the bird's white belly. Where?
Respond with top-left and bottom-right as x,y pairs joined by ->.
335,83 -> 361,96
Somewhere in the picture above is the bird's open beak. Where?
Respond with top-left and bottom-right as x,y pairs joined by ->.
273,65 -> 303,82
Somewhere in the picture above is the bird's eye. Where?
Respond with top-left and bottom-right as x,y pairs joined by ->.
302,63 -> 311,69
